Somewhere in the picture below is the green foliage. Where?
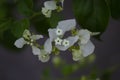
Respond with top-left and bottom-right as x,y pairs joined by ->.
0,21 -> 18,50
72,0 -> 110,35
11,18 -> 29,38
0,19 -> 11,39
16,0 -> 33,17
108,0 -> 120,19
31,12 -> 63,35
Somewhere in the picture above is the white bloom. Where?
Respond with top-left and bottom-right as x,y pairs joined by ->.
38,50 -> 50,62
41,7 -> 52,18
76,29 -> 95,58
56,36 -> 78,51
44,19 -> 77,52
56,28 -> 63,36
54,37 -> 63,45
72,40 -> 95,61
62,39 -> 69,47
14,29 -> 43,55
42,1 -> 57,18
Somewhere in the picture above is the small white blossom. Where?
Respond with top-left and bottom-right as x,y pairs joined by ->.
44,19 -> 77,52
62,39 -> 69,47
56,28 -> 63,36
42,1 -> 57,18
14,29 -> 43,55
42,0 -> 64,18
54,37 -> 63,45
41,8 -> 52,18
75,29 -> 95,58
56,36 -> 79,51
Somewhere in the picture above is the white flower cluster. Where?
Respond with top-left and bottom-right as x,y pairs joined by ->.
14,19 -> 99,62
14,29 -> 50,62
42,0 -> 64,18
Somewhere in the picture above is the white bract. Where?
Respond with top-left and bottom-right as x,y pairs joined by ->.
42,0 -> 64,18
72,29 -> 95,61
44,19 -> 78,53
42,1 -> 57,18
38,50 -> 50,62
14,29 -> 43,55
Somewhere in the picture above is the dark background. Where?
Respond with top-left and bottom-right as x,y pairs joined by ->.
0,0 -> 120,80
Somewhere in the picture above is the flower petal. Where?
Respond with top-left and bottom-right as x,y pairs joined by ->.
48,29 -> 57,41
57,19 -> 76,34
23,29 -> 31,39
44,38 -> 52,54
42,7 -> 52,18
14,38 -> 26,48
80,40 -> 95,57
56,36 -> 79,51
32,46 -> 41,55
44,1 -> 57,10
31,35 -> 43,40
38,50 -> 50,62
78,29 -> 90,44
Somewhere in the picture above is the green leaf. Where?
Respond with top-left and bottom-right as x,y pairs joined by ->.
0,19 -> 11,39
31,12 -> 63,35
61,64 -> 73,76
31,13 -> 50,35
11,18 -> 29,38
48,12 -> 63,28
0,20 -> 20,50
108,0 -> 120,19
16,0 -> 33,17
0,4 -> 8,19
72,0 -> 110,35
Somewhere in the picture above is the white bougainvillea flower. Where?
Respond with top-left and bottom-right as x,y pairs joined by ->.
42,1 -> 57,18
71,29 -> 95,61
38,50 -> 50,62
44,19 -> 77,53
14,29 -> 43,55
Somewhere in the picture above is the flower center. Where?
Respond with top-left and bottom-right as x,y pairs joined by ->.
63,39 -> 69,47
56,28 -> 63,36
